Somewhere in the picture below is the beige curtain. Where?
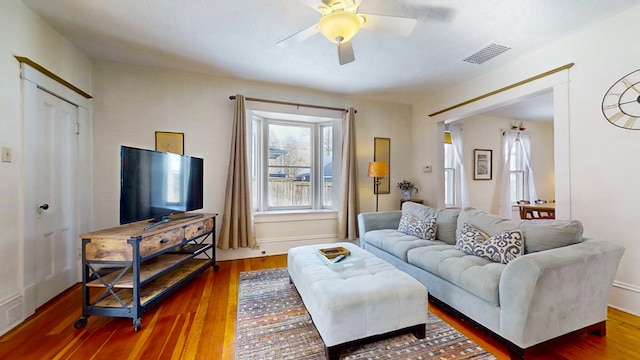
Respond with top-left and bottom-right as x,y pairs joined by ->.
217,95 -> 257,250
337,108 -> 359,240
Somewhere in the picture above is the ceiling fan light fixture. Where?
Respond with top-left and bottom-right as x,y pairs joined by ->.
318,10 -> 362,43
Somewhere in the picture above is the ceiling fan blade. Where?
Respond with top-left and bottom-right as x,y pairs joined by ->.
360,13 -> 417,36
277,24 -> 319,48
338,40 -> 355,65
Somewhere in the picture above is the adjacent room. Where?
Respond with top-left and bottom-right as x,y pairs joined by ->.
1,0 -> 639,359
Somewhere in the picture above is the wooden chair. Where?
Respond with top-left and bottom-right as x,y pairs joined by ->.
516,200 -> 535,219
535,199 -> 554,218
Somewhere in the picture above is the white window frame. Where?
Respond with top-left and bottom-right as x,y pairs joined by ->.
249,111 -> 341,212
444,138 -> 456,207
509,141 -> 529,204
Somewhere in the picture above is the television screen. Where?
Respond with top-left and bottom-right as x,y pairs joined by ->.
120,146 -> 204,225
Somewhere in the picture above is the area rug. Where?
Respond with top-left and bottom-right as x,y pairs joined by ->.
235,267 -> 496,360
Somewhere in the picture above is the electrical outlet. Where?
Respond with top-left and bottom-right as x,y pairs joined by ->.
1,147 -> 11,162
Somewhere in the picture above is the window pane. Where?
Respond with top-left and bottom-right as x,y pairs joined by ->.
444,168 -> 455,206
444,143 -> 455,168
268,167 -> 311,207
268,124 -> 310,175
444,142 -> 455,206
321,125 -> 333,207
510,142 -> 525,171
510,173 -> 518,203
508,139 -> 528,204
268,123 -> 312,208
510,171 -> 524,203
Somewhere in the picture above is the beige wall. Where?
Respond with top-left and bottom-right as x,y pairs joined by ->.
453,115 -> 554,214
0,0 -> 92,336
412,5 -> 640,316
91,62 -> 413,260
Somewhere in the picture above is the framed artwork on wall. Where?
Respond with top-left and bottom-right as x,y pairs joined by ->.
374,137 -> 390,194
155,131 -> 184,155
473,149 -> 492,180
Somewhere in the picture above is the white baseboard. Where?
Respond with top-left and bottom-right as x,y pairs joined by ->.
610,280 -> 640,317
216,235 -> 351,261
258,233 -> 337,244
0,294 -> 24,337
613,280 -> 640,293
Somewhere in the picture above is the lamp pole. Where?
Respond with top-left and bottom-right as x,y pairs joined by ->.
368,161 -> 388,212
374,177 -> 381,212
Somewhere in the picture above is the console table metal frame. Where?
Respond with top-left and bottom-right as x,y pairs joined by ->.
73,213 -> 218,331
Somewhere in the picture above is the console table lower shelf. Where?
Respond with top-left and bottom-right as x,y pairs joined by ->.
90,258 -> 210,308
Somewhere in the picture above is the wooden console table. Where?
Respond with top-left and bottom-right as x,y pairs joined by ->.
73,213 -> 218,331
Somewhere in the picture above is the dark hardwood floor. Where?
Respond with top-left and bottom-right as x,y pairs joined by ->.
0,254 -> 638,359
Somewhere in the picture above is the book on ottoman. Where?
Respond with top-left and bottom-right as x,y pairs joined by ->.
317,247 -> 364,270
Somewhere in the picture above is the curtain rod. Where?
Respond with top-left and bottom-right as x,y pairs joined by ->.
228,95 -> 355,113
428,63 -> 574,117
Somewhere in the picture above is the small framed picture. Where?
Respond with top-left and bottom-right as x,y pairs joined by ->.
473,149 -> 492,180
155,131 -> 184,155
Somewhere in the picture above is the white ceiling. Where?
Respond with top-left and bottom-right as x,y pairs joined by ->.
22,0 -> 640,114
482,92 -> 554,122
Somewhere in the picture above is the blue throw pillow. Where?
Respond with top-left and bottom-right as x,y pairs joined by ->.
455,223 -> 524,264
398,214 -> 437,240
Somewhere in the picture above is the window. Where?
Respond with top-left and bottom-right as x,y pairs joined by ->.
250,111 -> 340,212
508,140 -> 528,204
444,132 -> 455,207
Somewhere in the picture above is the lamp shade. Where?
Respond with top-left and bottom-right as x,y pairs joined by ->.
368,161 -> 389,178
318,10 -> 362,43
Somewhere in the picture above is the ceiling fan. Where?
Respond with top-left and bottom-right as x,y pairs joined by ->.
277,0 -> 417,65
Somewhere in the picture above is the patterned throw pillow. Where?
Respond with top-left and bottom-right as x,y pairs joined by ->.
455,223 -> 524,264
398,214 -> 437,240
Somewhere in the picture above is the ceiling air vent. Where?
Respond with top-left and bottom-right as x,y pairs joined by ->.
462,43 -> 511,65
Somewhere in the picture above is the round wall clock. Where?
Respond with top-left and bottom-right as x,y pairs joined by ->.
602,69 -> 640,130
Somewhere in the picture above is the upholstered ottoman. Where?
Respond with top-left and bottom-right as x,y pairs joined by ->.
287,242 -> 427,360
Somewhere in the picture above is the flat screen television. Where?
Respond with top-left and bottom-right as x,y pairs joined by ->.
120,146 -> 204,228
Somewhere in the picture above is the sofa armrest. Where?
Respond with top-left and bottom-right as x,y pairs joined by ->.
498,239 -> 624,348
357,211 -> 402,246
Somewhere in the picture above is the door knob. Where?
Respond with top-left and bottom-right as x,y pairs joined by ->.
39,204 -> 49,210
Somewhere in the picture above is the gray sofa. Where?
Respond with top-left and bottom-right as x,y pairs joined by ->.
357,202 -> 625,359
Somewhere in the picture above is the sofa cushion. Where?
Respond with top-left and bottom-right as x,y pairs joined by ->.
455,222 -> 489,246
455,223 -> 524,264
402,202 -> 460,245
398,214 -> 437,240
518,219 -> 584,253
364,229 -> 446,261
407,245 -> 505,306
457,208 -> 583,253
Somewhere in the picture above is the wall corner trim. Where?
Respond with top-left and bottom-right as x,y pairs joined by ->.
15,56 -> 92,99
428,63 -> 574,117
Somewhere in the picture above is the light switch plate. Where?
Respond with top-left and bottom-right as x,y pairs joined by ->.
423,165 -> 432,172
1,147 -> 11,162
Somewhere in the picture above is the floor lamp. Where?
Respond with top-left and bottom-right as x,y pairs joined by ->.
368,161 -> 389,212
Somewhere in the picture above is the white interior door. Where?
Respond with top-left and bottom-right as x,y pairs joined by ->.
30,89 -> 78,308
